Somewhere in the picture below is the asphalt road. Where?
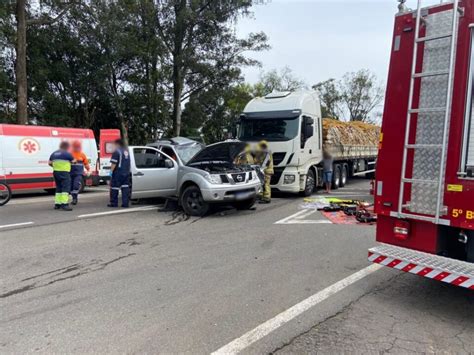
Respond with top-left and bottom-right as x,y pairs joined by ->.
1,180 -> 473,354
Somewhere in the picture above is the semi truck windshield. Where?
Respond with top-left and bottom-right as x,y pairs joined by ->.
238,117 -> 299,142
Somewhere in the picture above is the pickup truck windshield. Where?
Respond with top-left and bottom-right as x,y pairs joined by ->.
176,143 -> 204,164
238,117 -> 299,142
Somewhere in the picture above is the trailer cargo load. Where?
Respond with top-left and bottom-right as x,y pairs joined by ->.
322,118 -> 380,160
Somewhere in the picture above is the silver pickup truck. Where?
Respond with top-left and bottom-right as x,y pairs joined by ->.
129,139 -> 260,216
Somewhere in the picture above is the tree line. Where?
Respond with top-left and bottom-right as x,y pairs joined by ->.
0,0 -> 269,144
0,1 -> 383,145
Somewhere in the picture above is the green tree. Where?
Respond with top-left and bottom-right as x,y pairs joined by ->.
339,69 -> 384,122
312,78 -> 342,119
255,66 -> 306,96
155,0 -> 268,136
182,83 -> 253,143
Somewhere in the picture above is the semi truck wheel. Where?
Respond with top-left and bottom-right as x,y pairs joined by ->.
332,164 -> 341,190
180,185 -> 210,217
340,164 -> 348,187
301,169 -> 316,197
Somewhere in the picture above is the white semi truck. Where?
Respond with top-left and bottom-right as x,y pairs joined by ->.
238,90 -> 379,196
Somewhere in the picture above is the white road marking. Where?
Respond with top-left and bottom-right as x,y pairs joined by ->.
78,206 -> 158,218
275,209 -> 332,225
0,221 -> 34,229
9,190 -> 108,205
211,264 -> 382,355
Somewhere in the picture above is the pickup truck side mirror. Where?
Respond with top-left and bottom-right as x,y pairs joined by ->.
165,159 -> 174,169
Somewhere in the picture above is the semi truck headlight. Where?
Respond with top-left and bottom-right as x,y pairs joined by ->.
283,175 -> 296,184
205,174 -> 221,184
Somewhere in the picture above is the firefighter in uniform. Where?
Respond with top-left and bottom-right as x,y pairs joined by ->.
108,139 -> 131,208
70,140 -> 90,205
255,140 -> 274,204
234,144 -> 255,165
48,141 -> 74,211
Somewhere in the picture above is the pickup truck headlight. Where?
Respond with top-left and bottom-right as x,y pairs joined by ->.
283,174 -> 296,184
204,174 -> 221,184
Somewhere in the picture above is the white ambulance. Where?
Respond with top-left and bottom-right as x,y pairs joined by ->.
0,124 -> 100,192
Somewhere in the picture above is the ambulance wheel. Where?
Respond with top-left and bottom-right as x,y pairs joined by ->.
233,197 -> 257,211
332,164 -> 341,190
301,169 -> 316,197
340,164 -> 348,187
181,185 -> 209,217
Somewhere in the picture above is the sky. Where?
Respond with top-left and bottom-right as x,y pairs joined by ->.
236,0 -> 445,86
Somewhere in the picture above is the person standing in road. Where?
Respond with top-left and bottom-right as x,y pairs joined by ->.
322,149 -> 334,194
70,140 -> 90,205
255,140 -> 274,204
48,141 -> 74,211
108,139 -> 131,208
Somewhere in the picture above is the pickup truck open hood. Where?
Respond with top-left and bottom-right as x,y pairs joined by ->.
186,141 -> 246,166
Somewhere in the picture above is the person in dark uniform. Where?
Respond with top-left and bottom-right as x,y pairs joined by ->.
108,139 -> 131,208
48,141 -> 74,211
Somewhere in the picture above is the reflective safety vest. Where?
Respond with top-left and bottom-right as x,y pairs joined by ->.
255,150 -> 274,175
49,150 -> 74,172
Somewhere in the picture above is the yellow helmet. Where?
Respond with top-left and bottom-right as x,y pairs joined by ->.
258,140 -> 269,149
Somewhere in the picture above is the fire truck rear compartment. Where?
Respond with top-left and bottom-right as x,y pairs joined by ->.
377,215 -> 474,263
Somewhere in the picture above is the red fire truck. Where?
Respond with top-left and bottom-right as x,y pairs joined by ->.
369,0 -> 474,289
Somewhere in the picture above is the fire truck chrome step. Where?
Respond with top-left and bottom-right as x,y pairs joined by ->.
412,70 -> 450,78
416,33 -> 452,43
405,144 -> 443,149
408,107 -> 446,114
369,244 -> 474,289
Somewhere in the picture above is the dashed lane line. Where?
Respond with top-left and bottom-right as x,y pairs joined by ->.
211,264 -> 382,355
0,222 -> 35,229
77,206 -> 159,219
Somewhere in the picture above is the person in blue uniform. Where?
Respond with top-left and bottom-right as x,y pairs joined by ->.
48,141 -> 74,211
108,139 -> 131,208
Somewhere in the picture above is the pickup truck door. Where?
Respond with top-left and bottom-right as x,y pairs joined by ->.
129,146 -> 178,199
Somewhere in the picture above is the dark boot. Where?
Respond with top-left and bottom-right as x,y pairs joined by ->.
54,204 -> 61,210
72,197 -> 78,205
60,204 -> 73,211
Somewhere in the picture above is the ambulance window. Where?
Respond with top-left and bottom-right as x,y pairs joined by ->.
133,148 -> 167,169
462,30 -> 474,177
105,142 -> 115,154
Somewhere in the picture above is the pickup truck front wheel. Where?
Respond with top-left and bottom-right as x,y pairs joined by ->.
180,185 -> 210,217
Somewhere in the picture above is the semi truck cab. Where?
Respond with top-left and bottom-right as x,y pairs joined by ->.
238,91 -> 323,195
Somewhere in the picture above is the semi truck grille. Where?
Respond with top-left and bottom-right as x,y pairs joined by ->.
272,152 -> 286,166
